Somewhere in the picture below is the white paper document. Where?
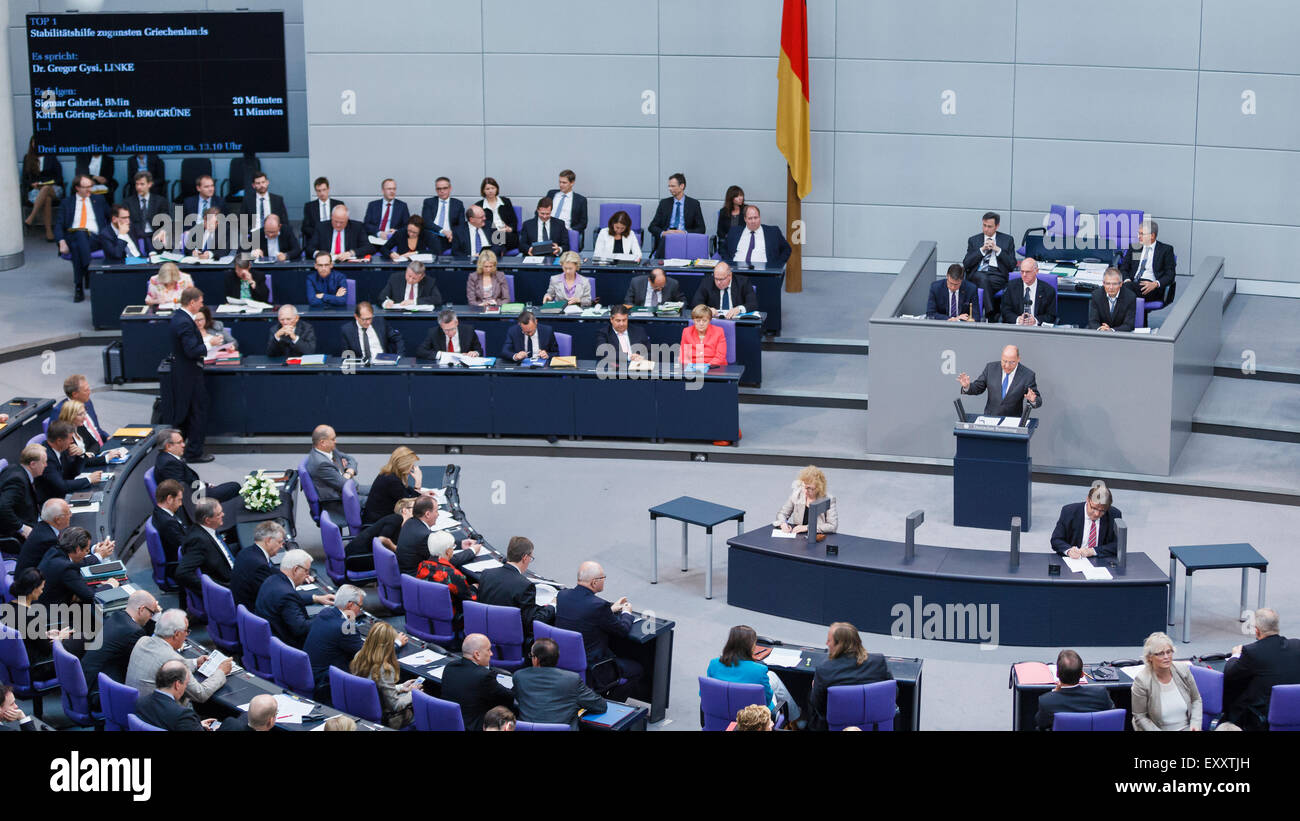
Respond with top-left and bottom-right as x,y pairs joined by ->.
535,583 -> 558,607
1061,556 -> 1092,574
974,416 -> 1003,426
662,259 -> 693,268
77,472 -> 112,483
1081,564 -> 1113,580
762,648 -> 804,668
463,558 -> 503,573
239,693 -> 314,724
197,650 -> 231,678
401,649 -> 446,667
997,417 -> 1022,428
770,529 -> 796,539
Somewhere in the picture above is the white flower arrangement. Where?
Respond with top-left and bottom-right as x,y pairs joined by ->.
239,471 -> 281,512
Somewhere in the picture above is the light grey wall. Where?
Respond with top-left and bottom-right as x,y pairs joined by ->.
300,0 -> 1300,278
8,0 -> 308,201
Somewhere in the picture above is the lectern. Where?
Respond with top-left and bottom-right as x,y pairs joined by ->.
953,416 -> 1037,530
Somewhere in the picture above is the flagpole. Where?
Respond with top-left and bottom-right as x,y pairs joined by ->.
785,165 -> 802,293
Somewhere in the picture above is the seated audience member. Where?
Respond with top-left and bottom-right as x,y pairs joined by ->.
452,205 -> 503,258
195,307 -> 238,358
716,185 -> 747,250
22,137 -> 63,242
679,304 -> 727,368
1088,267 -> 1137,332
1131,631 -> 1202,731
306,251 -> 349,308
807,622 -> 893,731
364,178 -> 410,246
693,261 -> 756,320
476,176 -> 517,252
555,561 -> 642,699
343,301 -> 404,358
0,682 -> 36,731
73,152 -> 117,203
174,499 -> 235,593
421,177 -> 464,253
380,260 -> 442,308
362,446 -> 424,525
134,660 -> 217,731
724,205 -> 792,268
926,264 -> 979,321
125,168 -> 167,240
5,568 -> 70,681
255,548 -> 334,648
307,424 -> 360,520
1220,608 -> 1300,731
253,214 -> 302,261
312,204 -> 368,260
52,373 -> 105,438
594,304 -> 649,365
350,620 -> 420,729
181,174 -> 225,223
1035,649 -> 1114,730
0,445 -> 46,542
126,609 -> 230,702
347,498 -> 414,564
150,479 -> 189,565
477,536 -> 556,636
101,204 -> 145,262
513,637 -> 607,729
1000,258 -> 1057,326
543,250 -> 593,306
36,421 -> 98,503
418,309 -> 482,360
439,633 -> 515,731
519,197 -> 569,257
593,209 -> 642,261
735,703 -> 774,731
230,520 -> 291,612
705,624 -> 800,725
225,257 -> 271,302
545,169 -> 587,249
624,267 -> 684,308
395,495 -> 477,576
383,215 -> 435,260
775,465 -> 838,536
1119,219 -> 1175,306
963,211 -> 1017,320
416,530 -> 478,619
55,174 -> 110,301
154,428 -> 241,507
1050,481 -> 1123,560
323,715 -> 356,731
501,311 -> 557,362
16,499 -> 72,575
80,589 -> 158,690
483,705 -> 516,731
182,207 -> 225,259
648,172 -> 705,256
218,693 -> 278,732
301,176 -> 342,248
304,584 -> 366,703
145,261 -> 195,308
267,304 -> 318,357
466,249 -> 511,308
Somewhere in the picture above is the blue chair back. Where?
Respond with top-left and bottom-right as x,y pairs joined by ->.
709,318 -> 737,364
372,540 -> 404,613
475,329 -> 487,353
827,680 -> 897,731
399,575 -> 456,644
183,564 -> 208,622
1053,708 -> 1127,731
41,419 -> 49,434
264,273 -> 274,302
464,601 -> 525,670
504,274 -> 515,302
1189,664 -> 1222,730
533,621 -> 587,680
201,573 -> 241,655
698,676 -> 767,731
298,455 -> 321,523
1269,684 -> 1300,731
412,688 -> 465,731
320,512 -> 375,586
98,674 -> 138,732
599,203 -> 641,234
53,639 -> 99,726
143,466 -> 157,500
236,604 -> 274,681
1047,204 -> 1080,238
584,276 -> 596,301
346,278 -> 357,306
127,714 -> 166,732
1135,297 -> 1145,328
663,232 -> 688,259
26,433 -> 46,448
1097,208 -> 1143,250
516,720 -> 571,731
341,479 -> 364,535
0,458 -> 7,472
567,229 -> 580,253
143,519 -> 176,590
270,636 -> 316,698
554,332 -> 573,358
328,665 -> 383,723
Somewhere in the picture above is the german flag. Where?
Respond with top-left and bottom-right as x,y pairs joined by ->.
776,0 -> 811,199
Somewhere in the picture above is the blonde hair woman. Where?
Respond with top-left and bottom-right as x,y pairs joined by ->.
466,249 -> 510,307
57,399 -> 126,467
543,250 -> 592,306
145,261 -> 194,307
776,466 -> 838,535
350,620 -> 419,729
361,445 -> 424,524
1131,631 -> 1202,731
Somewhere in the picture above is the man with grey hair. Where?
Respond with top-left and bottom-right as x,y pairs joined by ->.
439,632 -> 515,731
307,424 -> 358,520
134,660 -> 217,731
556,561 -> 641,699
1120,219 -> 1176,302
255,547 -> 334,648
417,308 -> 483,359
957,344 -> 1042,417
1221,608 -> 1300,731
126,608 -> 231,702
312,203 -> 366,260
230,519 -> 315,611
379,259 -> 441,308
304,583 -> 374,702
176,497 -> 235,595
16,497 -> 79,574
1049,482 -> 1123,560
1088,267 -> 1137,332
268,303 -> 317,356
219,693 -> 278,732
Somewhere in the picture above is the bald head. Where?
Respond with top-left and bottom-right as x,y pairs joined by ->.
330,204 -> 349,230
41,498 -> 72,527
247,694 -> 278,730
462,633 -> 492,665
1000,345 -> 1020,375
126,589 -> 158,626
263,214 -> 281,235
577,561 -> 604,584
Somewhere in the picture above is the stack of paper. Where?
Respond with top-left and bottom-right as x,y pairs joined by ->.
974,416 -> 1003,426
463,558 -> 503,573
661,259 -> 693,268
401,649 -> 445,667
535,583 -> 558,607
761,648 -> 804,668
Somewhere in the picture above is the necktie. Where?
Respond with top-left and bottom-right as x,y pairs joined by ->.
258,197 -> 266,228
950,290 -> 957,318
528,334 -> 536,357
1024,287 -> 1032,317
1109,297 -> 1116,314
140,196 -> 147,214
380,202 -> 391,232
360,325 -> 371,359
720,288 -> 731,312
333,231 -> 342,255
541,221 -> 549,243
1086,520 -> 1098,550
446,333 -> 455,353
85,416 -> 102,447
436,200 -> 447,229
406,283 -> 416,302
321,201 -> 328,221
672,200 -> 682,229
200,198 -> 208,215
1001,372 -> 1010,398
745,231 -> 756,265
557,193 -> 566,218
78,197 -> 88,229
472,229 -> 480,255
650,288 -> 660,308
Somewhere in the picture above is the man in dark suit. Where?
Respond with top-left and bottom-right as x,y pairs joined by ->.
1088,268 -> 1138,332
926,264 -> 980,321
594,305 -> 650,366
253,214 -> 302,261
393,496 -> 476,576
1222,608 -> 1300,731
73,153 -> 116,201
957,344 -> 1043,417
38,527 -> 115,606
477,536 -> 556,637
123,153 -> 166,199
624,268 -> 684,308
417,310 -> 481,360
545,170 -> 587,250
0,684 -> 37,731
512,637 -> 606,729
342,301 -> 405,359
311,204 -> 369,259
174,498 -> 237,594
16,498 -> 72,575
451,205 -> 505,258
1000,259 -> 1058,326
306,425 -> 359,521
154,428 -> 241,506
124,170 -> 168,247
692,261 -> 757,319
1050,482 -> 1124,560
169,288 -> 211,461
133,661 -> 213,731
237,171 -> 290,236
0,445 -> 46,543
1035,649 -> 1114,730
255,548 -> 333,648
81,589 -> 159,691
180,174 -> 225,225
151,479 -> 189,575
100,204 -> 146,263
648,172 -> 706,256
303,586 -> 366,703
379,261 -> 442,308
518,198 -> 569,257
217,694 -> 278,732
501,312 -> 558,362
55,174 -> 112,300
52,374 -> 106,439
724,206 -> 792,269
301,176 -> 344,248
962,211 -> 1018,320
438,633 -> 515,731
420,177 -> 465,253
37,421 -> 98,504
555,561 -> 642,698
267,305 -> 318,357
363,178 -> 410,248
805,622 -> 893,730
1119,219 -> 1176,305
230,520 -> 288,611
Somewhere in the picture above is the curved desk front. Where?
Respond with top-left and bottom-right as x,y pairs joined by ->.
727,528 -> 1168,647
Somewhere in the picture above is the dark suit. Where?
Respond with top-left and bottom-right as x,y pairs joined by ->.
254,570 -> 313,649
377,271 -> 441,306
648,195 -> 706,255
624,274 -> 684,307
303,606 -> 365,703
155,451 -> 240,508
151,505 -> 188,567
807,653 -> 894,731
37,546 -> 98,606
311,220 -> 370,257
236,192 -> 289,228
1119,240 -> 1176,303
476,563 -> 555,636
230,543 -> 275,612
476,197 -> 519,251
16,522 -> 61,575
55,194 -> 112,290
555,585 -> 642,695
81,609 -> 147,690
1000,278 -> 1058,326
224,269 -> 271,303
175,524 -> 236,594
216,714 -> 260,732
962,362 -> 1043,417
724,224 -> 792,268
363,198 -> 411,238
169,310 -> 209,459
341,317 -> 405,357
35,444 -> 90,504
266,320 -> 317,357
545,189 -> 587,248
256,226 -> 302,262
123,154 -> 166,198
301,197 -> 344,246
437,656 -> 514,731
1049,502 -> 1124,560
124,192 -> 168,243
99,228 -> 146,264
692,274 -> 758,313
73,154 -> 117,200
450,222 -> 505,258
512,665 -> 606,729
416,325 -> 481,360
925,279 -> 980,320
395,518 -> 438,576
420,196 -> 465,252
501,324 -> 558,360
963,231 -> 1018,317
134,690 -> 203,731
518,217 -> 569,256
1035,684 -> 1115,730
1223,634 -> 1300,730
0,464 -> 40,541
181,194 -> 226,223
594,323 -> 650,363
1087,287 -> 1138,332
380,230 -> 435,259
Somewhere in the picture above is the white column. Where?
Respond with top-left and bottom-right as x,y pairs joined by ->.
0,0 -> 25,270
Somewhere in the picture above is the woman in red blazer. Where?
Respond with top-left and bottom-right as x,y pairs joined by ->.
680,304 -> 727,368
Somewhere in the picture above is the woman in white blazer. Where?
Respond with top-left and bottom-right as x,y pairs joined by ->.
1131,631 -> 1202,731
544,250 -> 593,307
593,210 -> 642,261
775,465 -> 838,535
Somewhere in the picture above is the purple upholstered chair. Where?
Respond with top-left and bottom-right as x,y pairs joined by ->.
709,318 -> 737,364
463,601 -> 525,671
1053,708 -> 1127,731
98,674 -> 138,732
200,573 -> 241,656
328,665 -> 383,724
143,519 -> 178,591
321,512 -> 376,587
698,676 -> 770,732
372,541 -> 404,614
298,455 -> 321,524
412,688 -> 465,731
1268,684 -> 1300,731
127,714 -> 166,731
516,720 -> 571,731
826,680 -> 898,731
1188,664 -> 1222,731
270,636 -> 316,699
399,575 -> 456,644
0,624 -> 58,718
533,621 -> 588,680
236,604 -> 274,681
53,639 -> 102,727
554,332 -> 573,358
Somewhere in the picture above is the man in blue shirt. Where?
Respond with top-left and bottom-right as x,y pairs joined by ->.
306,251 -> 349,307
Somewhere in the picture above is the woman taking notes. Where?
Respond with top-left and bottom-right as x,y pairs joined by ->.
593,210 -> 642,261
679,304 -> 726,368
1131,631 -> 1202,731
704,624 -> 801,726
543,250 -> 593,307
383,215 -> 434,261
775,466 -> 838,535
466,249 -> 511,307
